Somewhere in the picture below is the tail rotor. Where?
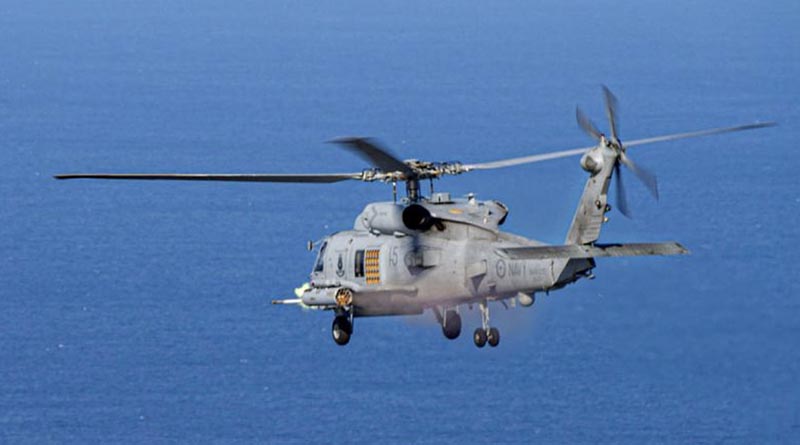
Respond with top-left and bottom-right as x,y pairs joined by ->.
576,85 -> 659,218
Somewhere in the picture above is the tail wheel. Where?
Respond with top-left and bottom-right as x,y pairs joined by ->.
487,327 -> 500,347
442,310 -> 461,340
473,328 -> 487,348
331,316 -> 352,346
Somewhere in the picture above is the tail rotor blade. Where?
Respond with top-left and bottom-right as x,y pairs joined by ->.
576,107 -> 602,141
614,162 -> 631,218
602,85 -> 619,141
618,151 -> 659,199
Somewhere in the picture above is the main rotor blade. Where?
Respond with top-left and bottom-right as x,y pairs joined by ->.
618,152 -> 659,199
463,146 -> 592,171
614,163 -> 631,218
602,85 -> 619,141
624,122 -> 776,148
462,121 -> 773,172
330,137 -> 415,176
53,173 -> 363,183
576,107 -> 602,141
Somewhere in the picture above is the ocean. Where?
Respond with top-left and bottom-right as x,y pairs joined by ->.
2,1 -> 798,443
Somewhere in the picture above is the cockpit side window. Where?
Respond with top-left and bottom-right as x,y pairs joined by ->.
314,242 -> 327,272
354,250 -> 365,278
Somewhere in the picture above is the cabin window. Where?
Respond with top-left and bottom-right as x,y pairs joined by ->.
314,242 -> 327,272
354,250 -> 365,277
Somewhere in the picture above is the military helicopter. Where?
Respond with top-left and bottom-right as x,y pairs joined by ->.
56,87 -> 773,348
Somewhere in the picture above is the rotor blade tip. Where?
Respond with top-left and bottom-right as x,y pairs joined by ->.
328,136 -> 357,144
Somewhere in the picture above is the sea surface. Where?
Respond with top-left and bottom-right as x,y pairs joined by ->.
2,1 -> 799,443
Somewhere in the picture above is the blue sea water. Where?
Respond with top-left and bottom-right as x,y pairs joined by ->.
2,1 -> 799,443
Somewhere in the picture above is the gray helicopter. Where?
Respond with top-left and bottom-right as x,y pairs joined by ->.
56,87 -> 773,347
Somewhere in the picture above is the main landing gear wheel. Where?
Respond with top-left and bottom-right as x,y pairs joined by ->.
473,300 -> 500,348
331,316 -> 353,346
442,310 -> 461,340
473,328 -> 487,348
487,327 -> 500,347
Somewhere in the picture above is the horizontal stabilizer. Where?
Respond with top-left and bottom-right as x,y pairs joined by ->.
498,242 -> 688,260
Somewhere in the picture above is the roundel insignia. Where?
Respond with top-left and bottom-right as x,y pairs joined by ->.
495,259 -> 507,278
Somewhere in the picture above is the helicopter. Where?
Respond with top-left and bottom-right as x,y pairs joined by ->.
56,87 -> 773,348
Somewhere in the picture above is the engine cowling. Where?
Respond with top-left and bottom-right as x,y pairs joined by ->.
356,203 -> 409,235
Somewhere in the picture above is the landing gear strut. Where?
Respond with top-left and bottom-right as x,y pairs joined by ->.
473,300 -> 500,348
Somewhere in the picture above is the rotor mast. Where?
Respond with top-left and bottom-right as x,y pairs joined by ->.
406,177 -> 421,202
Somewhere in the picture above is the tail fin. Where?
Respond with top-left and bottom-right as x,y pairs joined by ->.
565,142 -> 616,245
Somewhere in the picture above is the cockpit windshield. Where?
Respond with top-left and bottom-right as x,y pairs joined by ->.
313,241 -> 327,273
